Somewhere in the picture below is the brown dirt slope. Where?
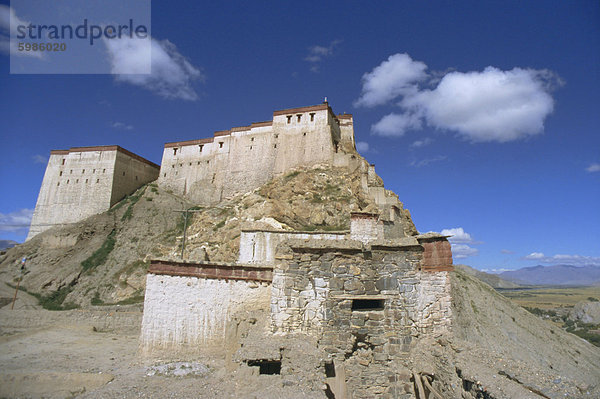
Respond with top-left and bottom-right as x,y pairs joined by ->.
0,165 -> 415,308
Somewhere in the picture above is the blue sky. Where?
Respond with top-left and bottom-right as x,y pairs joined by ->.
0,0 -> 598,271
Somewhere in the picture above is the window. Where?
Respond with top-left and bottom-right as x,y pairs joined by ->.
250,146 -> 253,150
172,165 -> 175,168
103,169 -> 106,173
123,172 -> 125,176
135,176 -> 138,181
76,179 -> 79,183
297,114 -> 302,122
219,142 -> 224,148
163,173 -> 166,177
82,169 -> 85,174
197,161 -> 200,165
67,180 -> 69,184
199,144 -> 203,152
274,144 -> 277,148
57,182 -> 60,187
351,299 -> 385,311
303,132 -> 307,136
96,179 -> 100,183
93,169 -> 95,173
250,137 -> 254,142
70,170 -> 73,174
85,179 -> 88,183
59,171 -> 63,176
173,148 -> 178,155
274,134 -> 279,139
247,360 -> 281,375
310,113 -> 315,122
286,115 -> 292,124
62,159 -> 65,165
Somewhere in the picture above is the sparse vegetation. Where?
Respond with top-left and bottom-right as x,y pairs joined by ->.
81,229 -> 117,271
8,283 -> 79,310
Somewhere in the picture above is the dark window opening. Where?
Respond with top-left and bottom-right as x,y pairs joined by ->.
82,169 -> 85,174
123,172 -> 125,176
62,159 -> 65,165
57,182 -> 60,187
96,179 -> 100,183
66,180 -> 69,184
351,299 -> 384,311
219,142 -> 224,148
303,132 -> 307,136
297,114 -> 302,122
197,161 -> 200,165
310,113 -> 315,122
274,144 -> 277,148
59,171 -> 63,176
250,146 -> 253,150
85,179 -> 88,183
286,115 -> 292,124
135,176 -> 138,181
172,165 -> 175,168
274,134 -> 279,139
70,170 -> 73,174
93,169 -> 95,173
103,169 -> 106,173
163,173 -> 166,177
173,148 -> 178,155
75,179 -> 79,183
189,162 -> 192,166
324,361 -> 336,378
247,360 -> 281,375
250,137 -> 254,142
199,144 -> 203,152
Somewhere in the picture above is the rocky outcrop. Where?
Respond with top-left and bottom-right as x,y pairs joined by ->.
569,301 -> 600,324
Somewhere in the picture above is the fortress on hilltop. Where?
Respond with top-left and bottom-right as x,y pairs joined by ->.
28,101 -> 401,239
27,145 -> 160,240
28,101 -> 454,397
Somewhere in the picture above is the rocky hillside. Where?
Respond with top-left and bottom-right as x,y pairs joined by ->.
0,164 -> 415,308
454,264 -> 521,289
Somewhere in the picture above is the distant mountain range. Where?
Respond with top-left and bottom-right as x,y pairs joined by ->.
498,265 -> 600,286
0,240 -> 18,251
454,265 -> 522,289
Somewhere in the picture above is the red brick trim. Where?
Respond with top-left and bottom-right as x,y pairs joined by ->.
148,260 -> 273,282
273,104 -> 329,116
164,138 -> 214,148
213,130 -> 231,137
337,114 -> 353,119
420,240 -> 454,272
50,150 -> 70,155
230,125 -> 251,132
251,121 -> 273,128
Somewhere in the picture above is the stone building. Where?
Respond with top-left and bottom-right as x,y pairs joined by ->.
157,103 -> 358,204
140,213 -> 453,398
27,145 -> 159,240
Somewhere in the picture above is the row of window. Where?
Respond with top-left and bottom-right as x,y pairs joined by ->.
286,113 -> 316,124
57,178 -> 101,186
58,168 -> 106,177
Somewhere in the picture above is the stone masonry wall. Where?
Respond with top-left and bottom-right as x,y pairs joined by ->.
270,238 -> 452,398
27,146 -> 159,240
157,104 -> 352,204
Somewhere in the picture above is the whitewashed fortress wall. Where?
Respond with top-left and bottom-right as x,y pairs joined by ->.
157,103 -> 354,204
27,146 -> 159,240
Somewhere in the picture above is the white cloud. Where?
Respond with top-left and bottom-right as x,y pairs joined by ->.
357,53 -> 562,143
372,112 -> 422,137
440,227 -> 474,244
523,252 -> 600,266
305,39 -> 341,72
409,155 -> 446,168
586,163 -> 600,173
0,209 -> 33,233
410,138 -> 433,148
452,244 -> 479,259
32,155 -> 47,164
0,5 -> 43,58
112,122 -> 133,130
105,36 -> 204,101
356,141 -> 369,152
481,268 -> 512,273
355,53 -> 427,107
